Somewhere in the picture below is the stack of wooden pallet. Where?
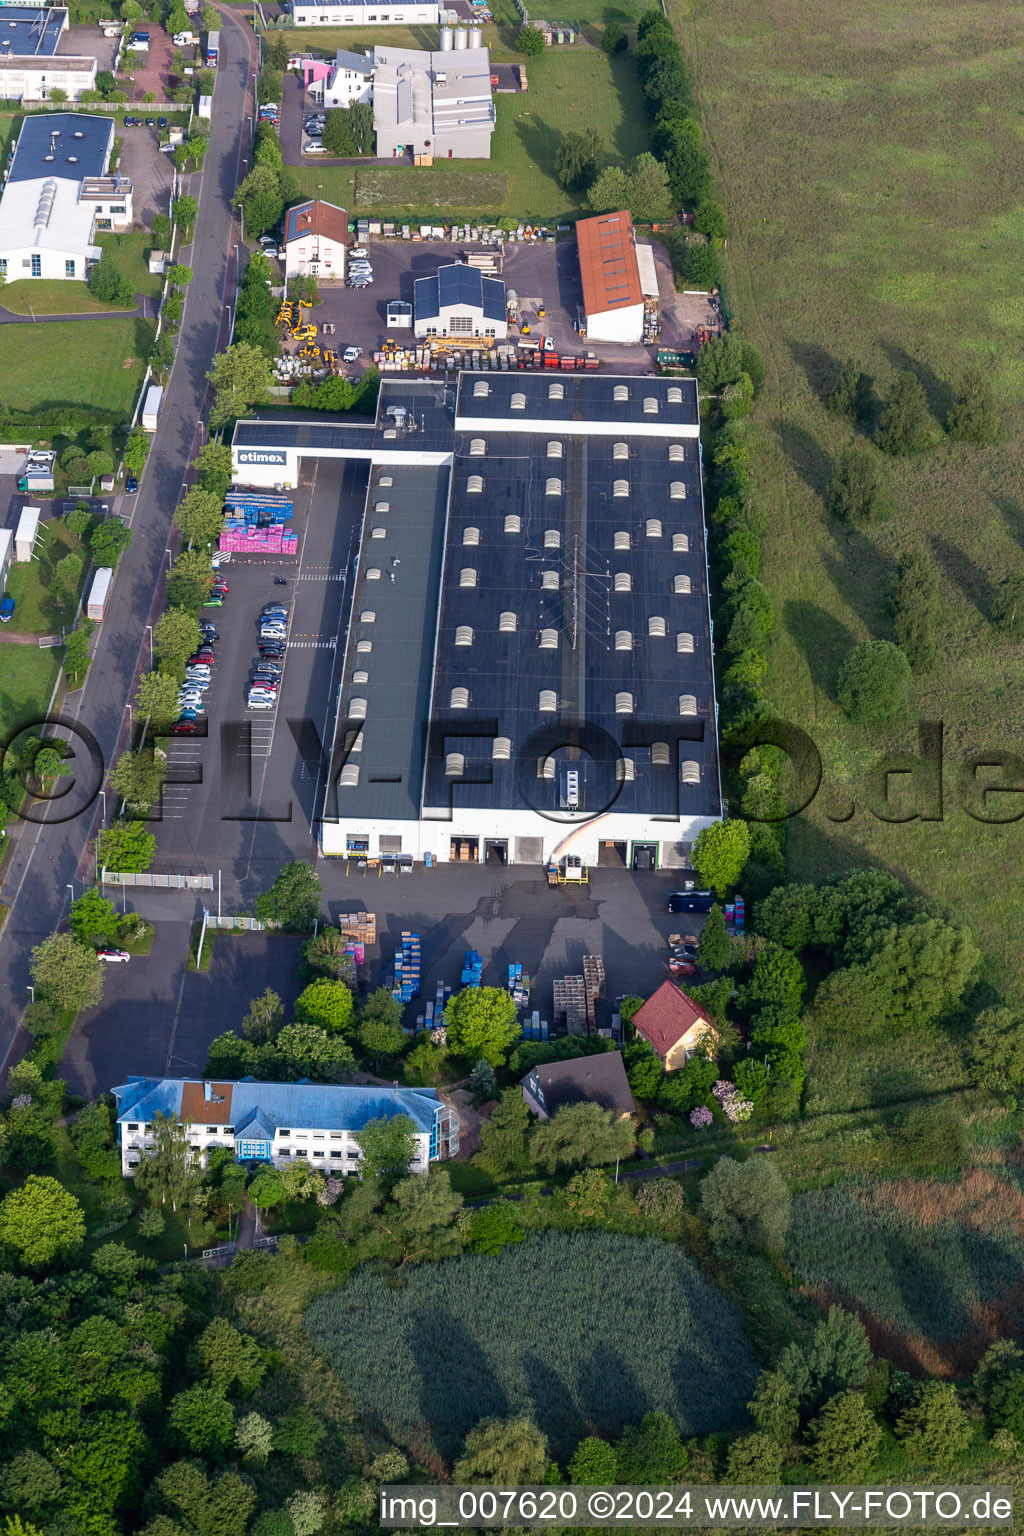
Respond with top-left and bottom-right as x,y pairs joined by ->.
336,911 -> 376,945
553,975 -> 588,1035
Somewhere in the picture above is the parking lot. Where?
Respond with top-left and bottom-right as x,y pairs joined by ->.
115,120 -> 175,228
159,457 -> 365,878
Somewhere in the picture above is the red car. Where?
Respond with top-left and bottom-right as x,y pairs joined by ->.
211,579 -> 229,592
188,654 -> 216,667
172,719 -> 198,734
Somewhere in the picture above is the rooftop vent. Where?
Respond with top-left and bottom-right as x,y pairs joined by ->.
613,441 -> 628,461
678,693 -> 697,717
643,396 -> 658,415
669,443 -> 684,462
455,624 -> 473,646
463,526 -> 480,546
459,567 -> 477,588
538,755 -> 555,780
466,473 -> 483,493
511,391 -> 526,410
613,479 -> 629,498
371,526 -> 387,539
676,631 -> 694,653
359,609 -> 376,623
340,763 -> 360,787
672,533 -> 689,553
450,686 -> 469,709
670,481 -> 686,500
538,689 -> 557,712
648,615 -> 667,637
614,530 -> 630,551
539,627 -> 558,649
615,691 -> 633,714
667,385 -> 683,403
446,752 -> 465,777
469,437 -> 485,455
350,697 -> 368,719
544,528 -> 560,548
545,478 -> 562,496
617,757 -> 635,783
613,384 -> 628,403
473,379 -> 489,397
681,759 -> 701,784
614,571 -> 631,592
541,570 -> 559,590
504,513 -> 521,533
366,566 -> 382,580
673,573 -> 692,594
352,669 -> 368,684
547,440 -> 562,459
652,741 -> 670,766
548,381 -> 564,400
492,736 -> 511,760
377,476 -> 393,487
499,610 -> 517,632
646,518 -> 662,538
356,638 -> 372,652
615,629 -> 632,651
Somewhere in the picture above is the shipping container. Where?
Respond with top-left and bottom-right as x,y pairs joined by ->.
87,567 -> 114,622
14,505 -> 40,563
142,384 -> 163,431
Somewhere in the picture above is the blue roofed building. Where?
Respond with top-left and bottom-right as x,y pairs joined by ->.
414,261 -> 507,341
112,1076 -> 460,1175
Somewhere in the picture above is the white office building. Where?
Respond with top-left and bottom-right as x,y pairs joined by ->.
0,114 -> 132,282
289,0 -> 439,23
113,1077 -> 460,1174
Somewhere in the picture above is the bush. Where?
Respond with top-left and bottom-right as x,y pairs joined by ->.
699,1156 -> 791,1253
837,640 -> 911,726
602,19 -> 627,52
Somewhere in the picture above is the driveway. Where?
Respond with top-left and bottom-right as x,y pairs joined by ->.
116,120 -> 175,228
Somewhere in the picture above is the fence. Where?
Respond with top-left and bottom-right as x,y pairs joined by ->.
101,869 -> 214,889
206,914 -> 277,932
253,1235 -> 277,1250
202,1243 -> 236,1260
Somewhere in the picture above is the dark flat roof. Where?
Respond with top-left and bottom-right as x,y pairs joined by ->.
455,371 -> 699,429
9,110 -> 110,183
234,417 -> 375,454
421,417 -> 719,819
0,6 -> 65,56
325,460 -> 451,824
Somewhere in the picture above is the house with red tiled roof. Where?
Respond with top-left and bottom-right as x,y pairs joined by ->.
632,981 -> 719,1071
283,199 -> 348,282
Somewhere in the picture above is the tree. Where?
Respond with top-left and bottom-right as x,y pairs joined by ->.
123,429 -> 149,477
692,818 -> 751,896
467,1200 -> 526,1255
154,606 -> 201,669
133,1113 -> 200,1212
838,640 -> 911,726
890,547 -> 939,671
565,1167 -> 611,1221
357,989 -> 406,1065
515,23 -> 545,53
662,116 -> 711,206
445,985 -> 521,1066
249,1166 -> 285,1211
323,108 -> 352,156
287,1493 -> 325,1536
112,748 -> 166,809
295,979 -> 354,1034
135,668 -> 181,729
236,1412 -> 274,1465
166,263 -> 193,289
992,573 -> 1024,640
683,241 -> 719,289
724,1430 -> 783,1482
699,1155 -> 790,1252
30,931 -> 103,1012
90,517 -> 133,567
62,625 -> 93,689
776,1306 -> 872,1418
874,370 -> 931,455
208,343 -> 274,430
87,257 -> 134,306
174,486 -> 224,548
0,1175 -> 85,1268
272,1023 -> 356,1082
569,1436 -> 618,1483
195,440 -> 234,498
166,548 -> 215,612
807,1391 -> 881,1480
477,1087 -> 532,1174
987,1369 -> 1024,1439
301,927 -> 353,981
968,1007 -> 1024,1092
197,1317 -> 266,1396
696,332 -> 745,392
169,1386 -> 235,1459
356,1114 -> 417,1186
173,193 -> 199,237
138,1207 -> 165,1239
529,1101 -> 635,1173
235,164 -> 284,238
96,819 -> 155,873
947,362 -> 998,445
469,1057 -> 496,1101
616,1411 -> 687,1483
454,1416 -> 549,1483
623,1037 -> 663,1098
694,197 -> 727,239
825,445 -> 887,524
555,127 -> 601,192
748,1370 -> 800,1444
697,904 -> 731,971
242,987 -> 284,1043
589,152 -> 671,221
827,357 -> 871,420
602,19 -> 627,51
69,887 -> 120,946
254,859 -> 321,928
391,1167 -> 463,1242
895,1381 -> 971,1466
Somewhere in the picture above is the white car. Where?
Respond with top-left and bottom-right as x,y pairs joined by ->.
97,947 -> 131,963
248,699 -> 274,711
302,143 -> 327,155
350,247 -> 369,259
342,346 -> 360,363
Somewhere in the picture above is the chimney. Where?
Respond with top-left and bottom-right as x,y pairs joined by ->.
204,1080 -> 212,1102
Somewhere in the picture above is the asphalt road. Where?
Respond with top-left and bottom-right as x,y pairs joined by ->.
0,2 -> 257,1075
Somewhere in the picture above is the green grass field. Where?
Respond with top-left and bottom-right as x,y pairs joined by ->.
294,46 -> 648,220
0,646 -> 61,751
0,282 -> 134,316
0,317 -> 154,420
5,520 -> 89,634
671,0 -> 1024,1001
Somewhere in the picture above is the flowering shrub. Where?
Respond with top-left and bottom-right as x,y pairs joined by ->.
713,1081 -> 754,1123
690,1106 -> 713,1129
317,1177 -> 345,1207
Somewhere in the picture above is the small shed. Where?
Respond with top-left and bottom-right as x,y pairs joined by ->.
148,249 -> 166,274
387,299 -> 413,329
635,241 -> 660,299
197,94 -> 212,119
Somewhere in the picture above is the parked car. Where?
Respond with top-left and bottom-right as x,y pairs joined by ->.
199,625 -> 219,640
348,275 -> 373,287
349,247 -> 369,259
97,947 -> 131,963
157,115 -> 168,128
261,603 -> 287,616
146,116 -> 156,127
125,476 -> 138,493
247,698 -> 274,711
159,144 -> 177,154
124,114 -> 135,126
172,718 -> 198,733
202,596 -> 223,607
0,596 -> 14,623
302,143 -> 327,155
342,346 -> 360,363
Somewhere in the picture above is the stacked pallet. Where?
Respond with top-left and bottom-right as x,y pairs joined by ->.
553,975 -> 588,1035
461,949 -> 483,987
393,931 -> 420,1003
582,955 -> 605,1001
336,911 -> 376,945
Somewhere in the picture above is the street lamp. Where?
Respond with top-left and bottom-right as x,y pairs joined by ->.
67,882 -> 74,903
145,624 -> 153,667
26,984 -> 34,1003
98,790 -> 106,823
165,548 -> 173,573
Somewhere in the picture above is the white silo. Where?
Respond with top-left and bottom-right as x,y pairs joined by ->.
468,24 -> 482,46
440,26 -> 454,48
454,26 -> 468,47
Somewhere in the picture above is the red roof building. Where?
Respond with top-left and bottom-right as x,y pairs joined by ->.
283,199 -> 348,280
576,209 -> 645,345
632,980 -> 719,1071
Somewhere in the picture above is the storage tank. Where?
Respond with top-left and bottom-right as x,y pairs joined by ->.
454,26 -> 467,47
439,25 -> 453,48
468,24 -> 482,46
